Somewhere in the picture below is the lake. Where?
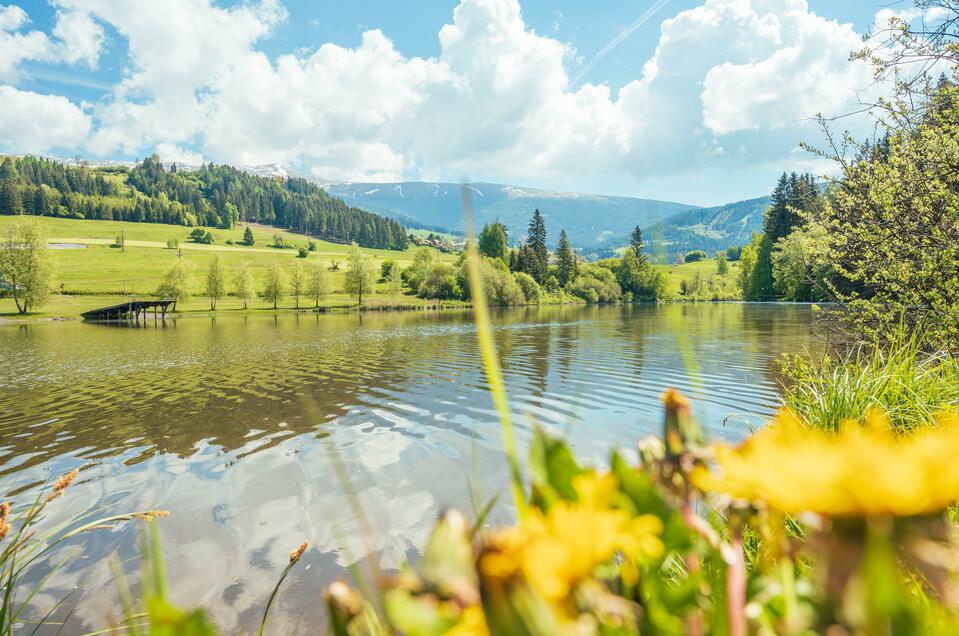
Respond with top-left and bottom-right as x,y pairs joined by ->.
0,303 -> 819,633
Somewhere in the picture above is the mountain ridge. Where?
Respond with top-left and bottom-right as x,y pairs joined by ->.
42,156 -> 770,255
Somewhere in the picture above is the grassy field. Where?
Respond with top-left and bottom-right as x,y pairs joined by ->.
0,216 -> 457,320
654,258 -> 740,295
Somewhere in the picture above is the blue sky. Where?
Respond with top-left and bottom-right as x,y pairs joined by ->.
0,1 -> 903,205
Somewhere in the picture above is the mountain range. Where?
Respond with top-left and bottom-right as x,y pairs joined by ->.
55,157 -> 771,257
322,180 -> 771,258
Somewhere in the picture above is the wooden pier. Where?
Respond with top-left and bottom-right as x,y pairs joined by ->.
81,299 -> 176,322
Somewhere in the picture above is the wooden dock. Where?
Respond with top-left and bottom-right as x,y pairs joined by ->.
81,299 -> 176,322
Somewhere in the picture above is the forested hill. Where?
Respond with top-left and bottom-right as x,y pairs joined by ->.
643,195 -> 773,256
0,155 -> 409,250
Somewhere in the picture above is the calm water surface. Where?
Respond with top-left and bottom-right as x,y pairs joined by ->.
0,304 -> 819,633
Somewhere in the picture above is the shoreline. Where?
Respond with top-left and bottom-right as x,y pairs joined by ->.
0,296 -> 794,326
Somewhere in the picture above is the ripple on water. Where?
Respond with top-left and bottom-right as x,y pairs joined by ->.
0,304 -> 819,634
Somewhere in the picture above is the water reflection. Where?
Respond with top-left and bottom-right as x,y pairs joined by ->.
0,304 -> 818,633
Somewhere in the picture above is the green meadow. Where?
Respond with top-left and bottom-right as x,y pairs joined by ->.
0,216 -> 457,319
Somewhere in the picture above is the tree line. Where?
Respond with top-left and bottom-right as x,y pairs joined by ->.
399,209 -> 664,306
732,74 -> 959,349
0,155 -> 408,251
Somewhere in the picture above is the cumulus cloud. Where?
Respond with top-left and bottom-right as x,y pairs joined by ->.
2,0 -> 886,192
155,142 -> 204,166
0,85 -> 91,152
0,3 -> 104,82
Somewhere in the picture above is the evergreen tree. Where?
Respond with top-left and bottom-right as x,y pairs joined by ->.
243,226 -> 255,246
527,209 -> 548,265
478,221 -> 509,262
630,225 -> 645,257
556,229 -> 577,287
0,181 -> 22,215
519,209 -> 549,283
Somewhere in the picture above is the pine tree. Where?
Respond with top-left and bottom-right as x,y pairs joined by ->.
528,209 -> 548,265
630,226 -> 645,257
556,229 -> 577,287
0,181 -> 23,215
522,209 -> 548,283
243,226 -> 255,246
479,221 -> 509,262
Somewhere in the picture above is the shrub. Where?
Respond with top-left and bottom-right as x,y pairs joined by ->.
381,260 -> 397,282
568,265 -> 622,303
402,248 -> 433,293
459,255 -> 525,306
188,228 -> 213,244
308,240 -> 317,251
297,246 -> 309,258
513,271 -> 541,304
418,263 -> 463,300
684,249 -> 707,263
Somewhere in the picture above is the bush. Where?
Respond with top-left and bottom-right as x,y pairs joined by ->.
725,245 -> 742,261
402,248 -> 433,293
459,255 -> 525,306
684,249 -> 707,263
381,260 -> 398,282
297,246 -> 309,258
166,238 -> 179,249
308,240 -> 317,251
418,263 -> 463,300
513,272 -> 541,304
188,228 -> 213,244
568,265 -> 622,303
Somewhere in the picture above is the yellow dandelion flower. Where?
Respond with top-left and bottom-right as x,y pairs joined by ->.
694,409 -> 959,517
444,605 -> 490,636
481,470 -> 663,607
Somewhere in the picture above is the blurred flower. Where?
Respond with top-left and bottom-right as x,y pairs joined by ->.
695,409 -> 959,517
480,471 -> 663,608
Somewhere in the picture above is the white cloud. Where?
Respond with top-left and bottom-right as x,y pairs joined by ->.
0,4 -> 53,82
51,8 -> 104,67
0,3 -> 104,82
2,0 -> 888,195
155,142 -> 204,165
0,85 -> 91,152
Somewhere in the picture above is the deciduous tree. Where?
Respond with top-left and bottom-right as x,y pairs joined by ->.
0,218 -> 52,314
263,263 -> 287,309
344,243 -> 376,305
205,255 -> 225,310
